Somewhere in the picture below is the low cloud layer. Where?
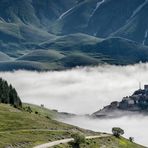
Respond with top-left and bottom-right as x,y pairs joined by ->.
0,63 -> 148,114
60,115 -> 148,146
1,63 -> 148,146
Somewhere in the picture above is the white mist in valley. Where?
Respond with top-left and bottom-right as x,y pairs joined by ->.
1,63 -> 148,146
0,63 -> 148,114
59,115 -> 148,146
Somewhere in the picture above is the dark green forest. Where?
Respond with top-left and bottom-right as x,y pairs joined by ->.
0,78 -> 22,108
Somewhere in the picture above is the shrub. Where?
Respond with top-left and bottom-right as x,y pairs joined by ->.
26,106 -> 32,113
35,111 -> 38,114
46,116 -> 51,120
112,127 -> 124,138
129,137 -> 134,142
71,132 -> 85,146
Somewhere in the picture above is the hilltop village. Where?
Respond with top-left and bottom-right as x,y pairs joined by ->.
93,85 -> 148,118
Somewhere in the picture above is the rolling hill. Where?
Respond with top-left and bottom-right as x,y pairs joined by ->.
0,103 -> 95,148
0,51 -> 12,61
0,0 -> 77,57
52,0 -> 144,37
17,49 -> 65,63
51,0 -> 148,46
0,61 -> 48,71
0,103 -> 145,148
1,36 -> 148,71
113,0 -> 148,45
40,33 -> 102,50
0,0 -> 77,28
1,0 -> 148,70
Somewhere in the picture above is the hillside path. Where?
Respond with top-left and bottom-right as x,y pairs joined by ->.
33,134 -> 110,148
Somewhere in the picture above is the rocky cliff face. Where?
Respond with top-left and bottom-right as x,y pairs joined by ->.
92,86 -> 148,118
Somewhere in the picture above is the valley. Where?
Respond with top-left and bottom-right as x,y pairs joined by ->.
1,0 -> 148,147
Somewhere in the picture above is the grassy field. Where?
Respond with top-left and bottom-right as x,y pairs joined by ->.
55,136 -> 145,148
0,103 -> 95,148
0,103 -> 146,148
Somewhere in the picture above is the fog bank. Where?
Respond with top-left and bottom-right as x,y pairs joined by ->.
59,115 -> 148,147
1,63 -> 148,146
0,63 -> 148,114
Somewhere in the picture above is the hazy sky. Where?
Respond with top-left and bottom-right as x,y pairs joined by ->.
0,63 -> 148,114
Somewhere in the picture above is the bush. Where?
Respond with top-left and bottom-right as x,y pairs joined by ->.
129,137 -> 134,142
26,106 -> 32,113
71,132 -> 85,146
35,111 -> 38,114
46,116 -> 51,120
112,127 -> 124,138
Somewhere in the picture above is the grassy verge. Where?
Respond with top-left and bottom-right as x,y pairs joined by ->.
0,130 -> 71,148
56,136 -> 145,148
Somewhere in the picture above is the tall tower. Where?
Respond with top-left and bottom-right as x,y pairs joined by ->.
139,82 -> 141,90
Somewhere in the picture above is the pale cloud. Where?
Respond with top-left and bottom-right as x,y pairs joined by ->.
60,115 -> 148,147
0,63 -> 148,114
1,63 -> 148,146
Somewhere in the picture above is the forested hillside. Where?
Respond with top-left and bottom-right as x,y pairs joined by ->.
0,78 -> 22,107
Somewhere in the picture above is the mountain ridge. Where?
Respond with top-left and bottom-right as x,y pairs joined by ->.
1,0 -> 148,70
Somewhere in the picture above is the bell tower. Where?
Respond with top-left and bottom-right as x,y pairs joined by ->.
139,82 -> 141,90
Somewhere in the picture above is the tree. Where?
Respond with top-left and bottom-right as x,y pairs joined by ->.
112,127 -> 124,138
9,84 -> 22,108
129,137 -> 134,142
26,106 -> 32,113
0,78 -> 22,108
71,132 -> 85,147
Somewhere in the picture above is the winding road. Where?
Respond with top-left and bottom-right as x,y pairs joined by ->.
34,134 -> 110,148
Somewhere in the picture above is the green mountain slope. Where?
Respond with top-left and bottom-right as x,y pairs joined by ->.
0,0 -> 77,56
0,103 -> 96,148
0,51 -> 12,61
1,0 -> 148,70
49,37 -> 148,66
0,103 -> 145,148
0,61 -> 48,71
1,37 -> 148,71
92,37 -> 148,64
60,136 -> 145,148
113,1 -> 148,45
52,0 -> 144,37
17,50 -> 65,63
0,0 -> 77,27
41,33 -> 102,50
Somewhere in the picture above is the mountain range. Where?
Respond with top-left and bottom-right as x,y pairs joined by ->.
1,0 -> 148,70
